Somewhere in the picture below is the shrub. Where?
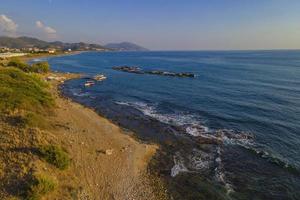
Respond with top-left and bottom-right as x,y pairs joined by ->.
7,58 -> 31,72
7,58 -> 50,73
38,145 -> 70,170
31,62 -> 50,73
25,174 -> 57,200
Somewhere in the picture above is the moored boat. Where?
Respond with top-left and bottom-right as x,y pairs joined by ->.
84,80 -> 95,87
93,74 -> 107,81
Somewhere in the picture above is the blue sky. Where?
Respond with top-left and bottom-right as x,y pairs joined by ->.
0,0 -> 300,50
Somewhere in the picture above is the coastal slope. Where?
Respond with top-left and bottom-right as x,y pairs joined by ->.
51,80 -> 163,199
0,56 -> 167,200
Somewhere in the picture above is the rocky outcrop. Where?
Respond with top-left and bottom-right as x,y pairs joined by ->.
112,66 -> 195,78
112,66 -> 144,74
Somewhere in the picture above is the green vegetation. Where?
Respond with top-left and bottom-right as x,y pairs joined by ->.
7,58 -> 50,73
7,58 -> 30,72
31,62 -> 50,73
0,67 -> 53,120
0,57 -> 75,199
38,145 -> 70,170
25,174 -> 57,200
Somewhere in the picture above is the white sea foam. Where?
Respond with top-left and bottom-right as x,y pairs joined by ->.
114,101 -> 131,106
115,101 -> 253,147
114,101 -> 210,136
185,125 -> 209,136
214,146 -> 234,194
70,88 -> 90,97
215,129 -> 254,147
171,152 -> 189,177
189,149 -> 213,170
115,101 -> 254,191
32,58 -> 46,62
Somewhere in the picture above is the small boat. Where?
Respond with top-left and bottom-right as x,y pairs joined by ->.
84,80 -> 95,87
93,74 -> 107,81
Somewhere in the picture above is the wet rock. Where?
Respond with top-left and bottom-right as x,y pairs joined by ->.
195,135 -> 223,145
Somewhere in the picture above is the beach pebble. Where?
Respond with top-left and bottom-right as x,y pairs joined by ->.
105,149 -> 114,155
120,146 -> 128,152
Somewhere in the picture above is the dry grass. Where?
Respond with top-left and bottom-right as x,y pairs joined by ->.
0,66 -> 75,199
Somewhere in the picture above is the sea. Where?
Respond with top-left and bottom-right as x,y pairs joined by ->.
34,50 -> 300,200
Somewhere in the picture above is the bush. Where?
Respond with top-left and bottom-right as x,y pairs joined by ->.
7,58 -> 50,73
0,68 -> 54,115
38,145 -> 70,170
7,58 -> 31,72
25,174 -> 57,200
31,62 -> 50,73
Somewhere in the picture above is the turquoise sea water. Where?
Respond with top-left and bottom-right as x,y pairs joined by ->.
41,51 -> 300,199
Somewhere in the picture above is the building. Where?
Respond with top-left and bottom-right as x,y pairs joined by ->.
47,49 -> 56,54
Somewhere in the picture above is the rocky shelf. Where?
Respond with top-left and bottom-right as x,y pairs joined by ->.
112,66 -> 195,78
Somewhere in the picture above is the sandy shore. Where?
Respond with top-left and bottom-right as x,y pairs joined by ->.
46,74 -> 167,200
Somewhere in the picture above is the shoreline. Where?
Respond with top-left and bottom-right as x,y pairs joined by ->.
45,71 -> 168,199
10,50 -> 298,200
17,52 -> 169,199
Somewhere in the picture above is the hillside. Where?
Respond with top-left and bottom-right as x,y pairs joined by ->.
0,57 -> 167,200
104,42 -> 149,51
0,36 -> 107,51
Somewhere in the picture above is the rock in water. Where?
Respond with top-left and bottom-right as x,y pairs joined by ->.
112,66 -> 195,78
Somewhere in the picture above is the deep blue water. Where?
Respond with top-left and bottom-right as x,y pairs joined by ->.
40,51 -> 300,199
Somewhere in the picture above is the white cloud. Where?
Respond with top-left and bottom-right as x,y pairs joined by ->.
0,14 -> 18,36
44,26 -> 56,34
36,20 -> 43,29
36,20 -> 57,37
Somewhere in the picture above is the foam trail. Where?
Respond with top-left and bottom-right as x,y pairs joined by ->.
214,146 -> 234,194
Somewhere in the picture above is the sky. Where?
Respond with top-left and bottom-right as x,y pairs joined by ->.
0,0 -> 300,50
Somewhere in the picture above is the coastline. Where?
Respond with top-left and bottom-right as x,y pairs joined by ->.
0,52 -> 168,199
5,49 -> 298,199
20,50 -> 86,63
44,71 -> 168,199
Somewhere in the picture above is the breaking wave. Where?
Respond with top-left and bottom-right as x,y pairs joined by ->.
31,58 -> 47,62
114,101 -> 298,185
114,101 -> 209,135
246,147 -> 300,175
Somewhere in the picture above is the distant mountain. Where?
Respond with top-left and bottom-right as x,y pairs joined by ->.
0,36 -> 107,51
104,42 -> 149,51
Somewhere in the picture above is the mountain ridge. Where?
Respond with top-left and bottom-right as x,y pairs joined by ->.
104,42 -> 149,51
0,36 -> 107,51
